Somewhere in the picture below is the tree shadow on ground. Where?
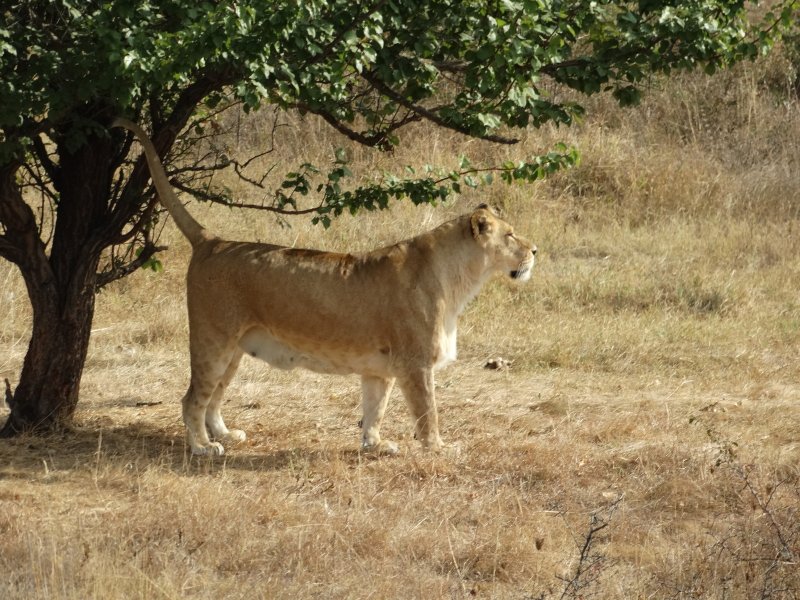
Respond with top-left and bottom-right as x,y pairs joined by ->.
0,418 -> 366,480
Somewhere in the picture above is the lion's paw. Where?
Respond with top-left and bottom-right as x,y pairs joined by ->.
191,442 -> 225,457
361,439 -> 400,456
418,435 -> 444,452
420,438 -> 461,457
221,429 -> 246,443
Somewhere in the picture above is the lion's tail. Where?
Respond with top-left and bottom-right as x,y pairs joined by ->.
111,117 -> 210,248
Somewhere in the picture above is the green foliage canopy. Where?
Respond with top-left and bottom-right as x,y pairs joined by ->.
1,0 -> 794,217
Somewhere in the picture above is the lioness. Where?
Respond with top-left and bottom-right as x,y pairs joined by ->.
112,118 -> 537,456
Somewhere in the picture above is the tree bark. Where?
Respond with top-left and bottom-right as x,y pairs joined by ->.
0,128 -> 111,436
0,272 -> 97,435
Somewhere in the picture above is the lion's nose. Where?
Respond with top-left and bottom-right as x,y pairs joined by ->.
531,246 -> 538,256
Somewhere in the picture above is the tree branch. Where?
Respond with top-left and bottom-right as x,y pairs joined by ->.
0,234 -> 24,265
362,72 -> 519,144
168,177 -> 323,216
102,69 -> 237,244
299,103 -> 421,150
0,162 -> 50,271
31,134 -> 60,186
109,194 -> 161,247
95,240 -> 167,289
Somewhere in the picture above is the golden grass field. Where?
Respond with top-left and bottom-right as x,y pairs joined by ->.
1,53 -> 799,598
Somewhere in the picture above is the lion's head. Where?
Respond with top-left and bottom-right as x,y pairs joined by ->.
470,205 -> 537,282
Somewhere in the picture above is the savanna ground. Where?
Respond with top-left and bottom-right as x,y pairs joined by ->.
1,50 -> 800,599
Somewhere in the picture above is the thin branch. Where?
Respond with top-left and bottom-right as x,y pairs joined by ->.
19,162 -> 57,203
109,195 -> 161,246
314,107 -> 394,149
240,105 -> 287,161
95,241 -> 168,289
362,71 -> 519,144
18,158 -> 58,248
299,103 -> 421,150
739,468 -> 797,563
185,97 -> 242,133
232,158 -> 279,189
148,92 -> 165,132
168,178 -> 323,216
31,134 -> 60,185
168,160 -> 229,176
100,72 -> 229,244
558,498 -> 621,600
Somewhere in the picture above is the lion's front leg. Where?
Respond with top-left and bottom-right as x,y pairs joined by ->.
398,368 -> 443,450
360,375 -> 398,455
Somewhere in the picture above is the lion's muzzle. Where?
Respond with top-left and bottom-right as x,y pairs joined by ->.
510,246 -> 536,281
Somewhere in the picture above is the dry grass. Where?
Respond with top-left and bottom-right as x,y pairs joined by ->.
2,52 -> 800,599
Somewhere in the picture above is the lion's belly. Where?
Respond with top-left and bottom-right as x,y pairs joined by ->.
238,328 -> 389,376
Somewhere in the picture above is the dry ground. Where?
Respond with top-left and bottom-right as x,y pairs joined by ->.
1,55 -> 799,598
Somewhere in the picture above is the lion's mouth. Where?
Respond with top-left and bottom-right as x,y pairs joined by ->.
510,264 -> 533,281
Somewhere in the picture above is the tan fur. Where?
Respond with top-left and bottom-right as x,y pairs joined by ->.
111,118 -> 537,456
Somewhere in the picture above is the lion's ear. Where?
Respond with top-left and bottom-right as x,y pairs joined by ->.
471,212 -> 493,238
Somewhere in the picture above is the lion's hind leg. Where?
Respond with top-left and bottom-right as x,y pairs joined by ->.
360,375 -> 399,455
182,385 -> 222,456
205,348 -> 246,446
183,344 -> 240,457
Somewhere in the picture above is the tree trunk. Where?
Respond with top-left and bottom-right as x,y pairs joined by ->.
0,267 -> 98,435
0,126 -> 112,437
1,97 -> 206,437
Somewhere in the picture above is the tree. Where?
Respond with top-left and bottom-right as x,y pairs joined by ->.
0,0 -> 794,436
